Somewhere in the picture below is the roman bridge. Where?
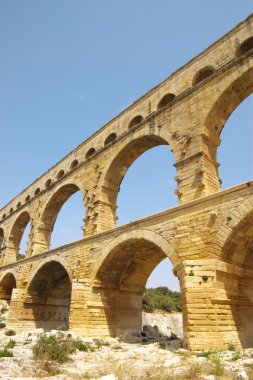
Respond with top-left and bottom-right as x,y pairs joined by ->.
0,14 -> 253,351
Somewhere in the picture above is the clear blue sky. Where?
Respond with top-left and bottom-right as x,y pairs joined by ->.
1,1 -> 253,291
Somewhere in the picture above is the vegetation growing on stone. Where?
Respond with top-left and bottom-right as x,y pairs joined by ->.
33,333 -> 101,363
16,253 -> 25,261
33,333 -> 77,363
142,287 -> 181,313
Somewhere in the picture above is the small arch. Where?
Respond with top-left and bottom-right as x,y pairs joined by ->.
9,208 -> 13,214
236,37 -> 253,58
16,202 -> 21,209
157,93 -> 176,110
25,260 -> 72,330
34,188 -> 40,196
70,159 -> 78,170
86,147 -> 96,160
0,272 -> 16,305
104,133 -> 117,146
57,170 -> 65,180
192,66 -> 215,86
2,214 -> 6,220
128,115 -> 144,129
45,179 -> 52,188
25,195 -> 30,202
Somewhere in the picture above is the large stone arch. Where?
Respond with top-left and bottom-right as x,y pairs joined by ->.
213,195 -> 253,348
33,182 -> 85,254
7,211 -> 31,262
23,258 -> 72,331
94,228 -> 181,279
91,229 -> 182,337
215,193 -> 253,262
0,228 -> 4,247
26,256 -> 73,291
203,66 -> 253,166
94,128 -> 176,232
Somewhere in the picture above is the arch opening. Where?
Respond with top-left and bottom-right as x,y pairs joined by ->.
86,147 -> 96,160
0,228 -> 4,249
40,184 -> 85,251
18,222 -> 31,259
70,159 -> 78,170
24,261 -> 71,331
218,94 -> 253,188
103,136 -> 176,227
45,179 -> 52,188
236,37 -> 253,58
104,133 -> 117,146
0,273 -> 16,306
157,93 -> 176,110
193,66 -> 215,86
9,211 -> 31,260
128,115 -> 144,129
117,145 -> 177,225
93,238 -> 181,339
220,210 -> 253,348
204,68 -> 253,190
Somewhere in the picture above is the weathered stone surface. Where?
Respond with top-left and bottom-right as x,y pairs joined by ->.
142,312 -> 183,339
0,14 -> 253,352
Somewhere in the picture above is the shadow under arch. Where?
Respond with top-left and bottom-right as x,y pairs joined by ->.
99,134 -> 174,229
216,201 -> 253,348
24,260 -> 72,331
38,183 -> 84,252
0,272 -> 16,305
92,230 -> 182,338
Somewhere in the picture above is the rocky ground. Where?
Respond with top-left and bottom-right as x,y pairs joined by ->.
0,307 -> 252,380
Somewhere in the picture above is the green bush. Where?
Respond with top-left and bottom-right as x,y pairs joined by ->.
93,339 -> 109,348
0,305 -> 8,314
73,338 -> 95,352
0,349 -> 13,357
196,351 -> 212,358
5,339 -> 15,349
33,333 -> 76,363
57,323 -> 68,331
16,253 -> 25,261
5,329 -> 16,336
142,287 -> 181,313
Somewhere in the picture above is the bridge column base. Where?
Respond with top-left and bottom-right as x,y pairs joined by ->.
181,260 -> 243,351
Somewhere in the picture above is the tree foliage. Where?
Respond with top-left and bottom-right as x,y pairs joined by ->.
142,287 -> 181,313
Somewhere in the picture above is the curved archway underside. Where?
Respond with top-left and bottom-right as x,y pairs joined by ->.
0,273 -> 16,304
93,238 -> 177,337
24,261 -> 71,331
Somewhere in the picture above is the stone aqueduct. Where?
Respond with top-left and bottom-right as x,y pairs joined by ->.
0,15 -> 253,351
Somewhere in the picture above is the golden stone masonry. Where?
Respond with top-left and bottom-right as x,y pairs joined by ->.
0,15 -> 253,351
